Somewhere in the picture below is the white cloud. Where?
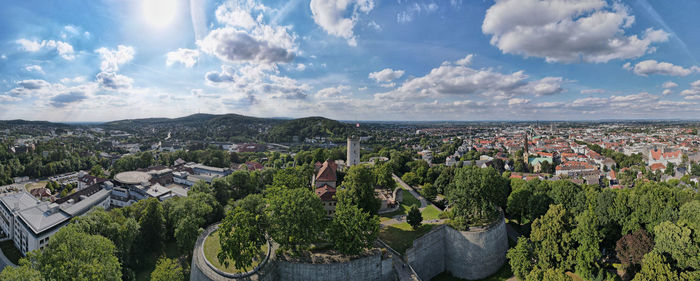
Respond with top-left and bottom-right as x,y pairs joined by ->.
580,89 -> 605,94
60,76 -> 87,84
369,68 -> 405,82
166,48 -> 200,67
397,2 -> 438,23
662,81 -> 678,89
508,98 -> 530,106
455,54 -> 474,66
367,21 -> 381,31
662,89 -> 672,95
95,45 -> 135,72
295,63 -> 306,71
482,0 -> 669,63
205,64 -> 310,100
96,72 -> 134,90
315,85 -> 350,98
375,57 -> 565,101
25,65 -> 43,74
624,60 -> 697,76
310,0 -> 375,46
198,1 -> 297,65
681,80 -> 700,100
16,39 -> 75,60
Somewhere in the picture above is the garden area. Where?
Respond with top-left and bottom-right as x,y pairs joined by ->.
378,222 -> 435,254
202,229 -> 267,274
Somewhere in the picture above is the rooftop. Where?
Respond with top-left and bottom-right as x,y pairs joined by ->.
114,171 -> 152,185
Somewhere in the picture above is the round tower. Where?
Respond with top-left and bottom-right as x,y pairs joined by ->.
347,136 -> 360,167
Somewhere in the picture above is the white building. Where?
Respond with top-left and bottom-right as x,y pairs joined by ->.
0,186 -> 110,255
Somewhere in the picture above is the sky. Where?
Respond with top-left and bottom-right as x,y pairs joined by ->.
1,0 -> 700,122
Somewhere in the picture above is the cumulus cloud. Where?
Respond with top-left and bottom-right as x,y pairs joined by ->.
623,60 -> 698,76
25,65 -> 43,73
681,80 -> 700,100
16,39 -> 75,60
315,85 -> 350,98
662,89 -> 672,96
198,27 -> 294,64
205,64 -> 310,100
310,0 -> 375,46
369,68 -> 405,82
95,45 -> 135,72
375,56 -> 565,101
198,1 -> 297,65
51,91 -> 87,107
662,81 -> 678,89
96,72 -> 133,90
455,54 -> 474,66
508,98 -> 530,106
166,48 -> 200,67
482,0 -> 669,63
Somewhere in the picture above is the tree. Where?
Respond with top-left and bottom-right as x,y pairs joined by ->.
507,187 -> 531,224
529,204 -> 575,271
271,166 -> 311,190
30,226 -> 121,281
446,166 -> 509,229
507,237 -> 534,280
134,198 -> 165,253
616,229 -> 654,275
407,205 -> 423,230
420,183 -> 437,202
0,263 -> 43,281
525,267 -> 572,281
174,216 -> 201,253
218,203 -> 268,270
401,172 -> 419,186
632,251 -> 682,281
653,221 -> 699,270
69,208 -> 140,269
664,162 -> 676,176
89,164 -> 105,178
572,209 -> 602,279
340,165 -> 381,215
326,202 -> 380,255
374,162 -> 396,190
266,188 -> 325,252
150,257 -> 183,281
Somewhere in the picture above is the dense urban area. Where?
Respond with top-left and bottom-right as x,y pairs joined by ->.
0,114 -> 697,281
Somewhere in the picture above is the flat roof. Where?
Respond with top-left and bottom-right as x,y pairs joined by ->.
17,202 -> 70,235
59,188 -> 110,217
114,171 -> 152,185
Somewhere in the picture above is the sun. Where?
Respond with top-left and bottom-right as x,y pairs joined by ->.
142,0 -> 179,29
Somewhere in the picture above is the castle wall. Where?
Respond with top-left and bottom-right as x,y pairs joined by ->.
276,250 -> 394,281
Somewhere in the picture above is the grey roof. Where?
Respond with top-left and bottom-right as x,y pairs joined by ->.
114,171 -> 152,185
0,192 -> 39,212
17,202 -> 70,235
59,188 -> 110,217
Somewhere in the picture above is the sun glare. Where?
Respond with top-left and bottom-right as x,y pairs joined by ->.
142,0 -> 178,29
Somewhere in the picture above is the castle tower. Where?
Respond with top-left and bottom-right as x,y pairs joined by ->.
347,136 -> 360,167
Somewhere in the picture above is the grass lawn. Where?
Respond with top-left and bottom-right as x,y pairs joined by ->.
421,205 -> 442,221
0,240 -> 22,264
202,230 -> 267,274
378,222 -> 434,255
24,181 -> 47,193
430,263 -> 513,281
381,189 -> 421,219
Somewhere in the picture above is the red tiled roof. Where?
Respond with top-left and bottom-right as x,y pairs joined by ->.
649,163 -> 666,171
650,149 -> 681,161
315,184 -> 336,201
316,160 -> 337,182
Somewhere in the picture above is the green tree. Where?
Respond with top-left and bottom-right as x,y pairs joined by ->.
30,226 -> 121,281
340,165 -> 381,215
446,166 -> 509,229
507,237 -> 534,280
174,216 -> 202,253
150,257 -> 183,281
89,164 -> 105,178
70,208 -> 140,269
218,203 -> 268,270
271,166 -> 311,190
407,205 -> 423,230
653,221 -> 699,270
572,209 -> 602,279
507,187 -> 531,224
401,172 -> 419,186
632,251 -> 681,281
326,202 -> 380,254
420,183 -> 437,202
266,188 -> 325,252
134,198 -> 166,253
525,267 -> 572,281
529,204 -> 575,271
374,162 -> 396,190
0,262 -> 43,281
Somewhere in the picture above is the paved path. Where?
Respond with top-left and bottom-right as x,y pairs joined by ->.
392,174 -> 437,210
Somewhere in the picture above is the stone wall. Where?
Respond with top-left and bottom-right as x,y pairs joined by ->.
276,249 -> 394,281
405,216 -> 508,280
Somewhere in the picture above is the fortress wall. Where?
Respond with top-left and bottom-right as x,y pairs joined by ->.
276,251 -> 393,281
405,225 -> 446,280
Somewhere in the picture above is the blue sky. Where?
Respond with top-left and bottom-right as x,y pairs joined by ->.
1,0 -> 700,122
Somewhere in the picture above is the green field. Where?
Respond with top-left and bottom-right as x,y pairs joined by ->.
381,189 -> 421,219
378,222 -> 435,255
421,205 -> 442,221
203,230 -> 267,274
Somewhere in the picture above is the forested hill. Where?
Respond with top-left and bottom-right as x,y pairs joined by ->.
265,116 -> 353,142
102,114 -> 353,142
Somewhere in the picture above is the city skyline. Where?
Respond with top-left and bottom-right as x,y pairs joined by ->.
2,0 -> 700,122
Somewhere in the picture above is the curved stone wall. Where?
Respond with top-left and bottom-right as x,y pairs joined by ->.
190,224 -> 277,281
276,249 -> 394,281
406,215 -> 508,280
